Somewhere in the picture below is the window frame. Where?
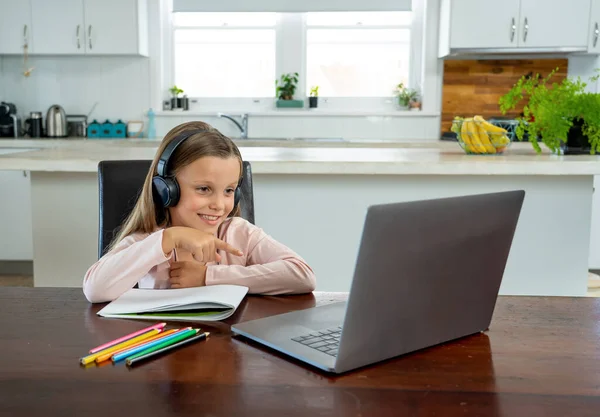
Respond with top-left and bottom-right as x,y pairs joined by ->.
164,10 -> 424,112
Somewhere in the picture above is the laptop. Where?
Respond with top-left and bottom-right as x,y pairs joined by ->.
231,190 -> 525,374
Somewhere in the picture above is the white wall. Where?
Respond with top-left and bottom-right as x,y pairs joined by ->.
0,55 -> 150,123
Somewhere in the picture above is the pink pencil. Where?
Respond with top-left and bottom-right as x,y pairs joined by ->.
89,322 -> 167,353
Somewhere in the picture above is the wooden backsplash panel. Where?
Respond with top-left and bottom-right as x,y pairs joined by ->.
440,59 -> 568,133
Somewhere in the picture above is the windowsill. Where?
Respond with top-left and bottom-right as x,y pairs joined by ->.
155,110 -> 440,117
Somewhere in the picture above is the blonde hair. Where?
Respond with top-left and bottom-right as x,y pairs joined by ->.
108,121 -> 243,251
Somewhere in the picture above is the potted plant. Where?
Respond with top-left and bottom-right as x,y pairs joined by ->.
499,68 -> 600,154
393,82 -> 418,110
309,85 -> 319,108
275,72 -> 303,108
409,89 -> 422,111
169,85 -> 184,110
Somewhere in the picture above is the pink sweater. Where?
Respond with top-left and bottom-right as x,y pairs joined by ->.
83,217 -> 316,303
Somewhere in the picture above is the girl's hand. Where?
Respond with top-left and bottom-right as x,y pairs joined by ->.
169,261 -> 207,288
163,226 -> 243,263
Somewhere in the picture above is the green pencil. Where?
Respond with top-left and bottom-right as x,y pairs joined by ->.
124,329 -> 197,363
125,330 -> 209,367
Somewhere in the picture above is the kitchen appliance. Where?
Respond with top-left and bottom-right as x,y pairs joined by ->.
24,111 -> 43,137
66,114 -> 87,137
46,104 -> 67,137
0,102 -> 21,138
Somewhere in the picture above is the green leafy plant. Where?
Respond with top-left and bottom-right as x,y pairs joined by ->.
169,85 -> 184,97
275,72 -> 299,100
309,85 -> 319,97
499,68 -> 600,154
393,82 -> 418,107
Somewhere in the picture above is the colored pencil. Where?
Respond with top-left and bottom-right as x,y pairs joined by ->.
94,328 -> 181,363
111,327 -> 194,363
80,328 -> 161,365
89,322 -> 167,353
122,329 -> 198,364
126,331 -> 209,367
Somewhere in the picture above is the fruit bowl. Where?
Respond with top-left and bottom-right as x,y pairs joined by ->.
451,116 -> 515,155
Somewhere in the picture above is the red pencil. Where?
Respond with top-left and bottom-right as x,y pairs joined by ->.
89,322 -> 167,353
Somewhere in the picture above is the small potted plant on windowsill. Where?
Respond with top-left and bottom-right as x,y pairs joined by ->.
309,85 -> 319,108
393,82 -> 418,111
275,72 -> 303,108
169,85 -> 184,110
499,67 -> 600,155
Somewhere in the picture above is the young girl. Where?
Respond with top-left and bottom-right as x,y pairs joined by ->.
83,121 -> 316,303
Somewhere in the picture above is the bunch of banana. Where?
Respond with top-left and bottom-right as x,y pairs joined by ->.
451,115 -> 511,154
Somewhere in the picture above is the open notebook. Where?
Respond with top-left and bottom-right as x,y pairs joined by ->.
97,285 -> 249,322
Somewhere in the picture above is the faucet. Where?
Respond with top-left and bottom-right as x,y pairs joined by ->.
218,113 -> 248,139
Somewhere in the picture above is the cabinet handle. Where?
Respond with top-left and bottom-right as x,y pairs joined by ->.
88,25 -> 92,49
23,24 -> 28,46
594,22 -> 599,47
76,25 -> 81,49
510,17 -> 516,42
523,17 -> 529,43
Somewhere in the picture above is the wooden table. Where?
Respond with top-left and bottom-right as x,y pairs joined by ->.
2,288 -> 600,416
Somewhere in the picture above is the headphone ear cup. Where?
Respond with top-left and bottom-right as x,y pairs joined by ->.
234,187 -> 241,208
152,175 -> 180,208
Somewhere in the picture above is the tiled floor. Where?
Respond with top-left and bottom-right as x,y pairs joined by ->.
3,273 -> 600,296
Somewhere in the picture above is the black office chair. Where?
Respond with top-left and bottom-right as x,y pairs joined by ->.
97,160 -> 255,258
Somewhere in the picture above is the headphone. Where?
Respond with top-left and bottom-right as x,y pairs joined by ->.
152,129 -> 244,209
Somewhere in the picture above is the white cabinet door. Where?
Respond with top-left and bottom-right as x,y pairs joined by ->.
590,176 -> 600,269
450,0 -> 521,49
588,0 -> 600,53
0,169 -> 32,261
0,0 -> 33,54
83,0 -> 142,55
518,0 -> 590,48
31,0 -> 85,54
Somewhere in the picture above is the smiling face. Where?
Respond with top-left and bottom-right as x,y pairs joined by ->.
168,156 -> 241,234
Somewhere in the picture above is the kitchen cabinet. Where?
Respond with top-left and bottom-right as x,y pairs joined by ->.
588,0 -> 600,53
29,0 -> 148,56
518,0 -> 589,49
439,0 -> 591,57
31,0 -> 85,55
0,0 -> 33,54
83,0 -> 148,55
0,149 -> 33,261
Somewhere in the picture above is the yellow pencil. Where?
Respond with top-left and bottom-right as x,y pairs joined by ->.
94,328 -> 181,363
80,328 -> 161,365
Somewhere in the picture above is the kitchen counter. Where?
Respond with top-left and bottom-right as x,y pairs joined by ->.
0,137 -> 597,298
0,138 -> 599,175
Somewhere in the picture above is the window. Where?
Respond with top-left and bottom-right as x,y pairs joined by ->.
172,12 -> 276,97
306,12 -> 412,97
168,10 -> 418,109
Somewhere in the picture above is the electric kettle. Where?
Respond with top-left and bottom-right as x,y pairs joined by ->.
46,104 -> 67,137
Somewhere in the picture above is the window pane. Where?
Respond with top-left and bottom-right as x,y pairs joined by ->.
307,11 -> 412,26
306,29 -> 410,97
307,28 -> 410,43
173,12 -> 276,27
174,29 -> 275,97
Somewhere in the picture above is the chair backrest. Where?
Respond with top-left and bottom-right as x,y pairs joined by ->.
97,160 -> 255,258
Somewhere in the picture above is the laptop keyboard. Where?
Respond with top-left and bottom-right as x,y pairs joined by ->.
291,326 -> 342,357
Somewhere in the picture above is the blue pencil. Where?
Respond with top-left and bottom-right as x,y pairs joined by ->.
112,328 -> 196,362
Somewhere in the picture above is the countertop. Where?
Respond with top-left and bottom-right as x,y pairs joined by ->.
1,138 -> 600,175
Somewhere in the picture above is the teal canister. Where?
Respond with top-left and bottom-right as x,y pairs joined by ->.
112,120 -> 127,138
100,120 -> 113,138
87,120 -> 101,138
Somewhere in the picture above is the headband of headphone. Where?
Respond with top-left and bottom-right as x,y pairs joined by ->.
152,129 -> 244,209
